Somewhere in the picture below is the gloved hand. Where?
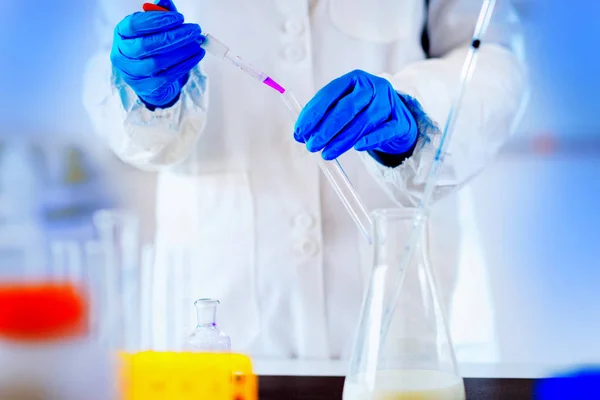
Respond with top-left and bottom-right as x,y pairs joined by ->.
536,368 -> 600,399
110,0 -> 205,109
294,70 -> 418,166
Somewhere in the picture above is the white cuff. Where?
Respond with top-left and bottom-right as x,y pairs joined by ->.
111,66 -> 208,168
360,91 -> 456,207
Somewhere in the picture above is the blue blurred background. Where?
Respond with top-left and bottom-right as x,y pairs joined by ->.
0,0 -> 598,369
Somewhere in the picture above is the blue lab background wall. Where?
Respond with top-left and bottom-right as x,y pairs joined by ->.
518,0 -> 600,137
0,1 -> 99,135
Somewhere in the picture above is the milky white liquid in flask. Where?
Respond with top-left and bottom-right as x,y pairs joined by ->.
344,369 -> 465,400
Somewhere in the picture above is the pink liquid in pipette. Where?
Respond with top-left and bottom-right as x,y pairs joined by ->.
263,77 -> 286,93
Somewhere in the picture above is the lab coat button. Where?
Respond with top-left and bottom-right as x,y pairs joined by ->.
295,238 -> 319,257
295,213 -> 315,230
283,44 -> 306,63
284,19 -> 305,36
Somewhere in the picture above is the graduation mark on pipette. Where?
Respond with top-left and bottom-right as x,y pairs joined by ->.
143,3 -> 286,94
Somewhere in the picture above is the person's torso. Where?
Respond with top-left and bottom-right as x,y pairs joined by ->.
150,0 -> 462,360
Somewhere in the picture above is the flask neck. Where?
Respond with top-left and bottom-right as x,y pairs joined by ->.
372,209 -> 430,266
194,299 -> 219,328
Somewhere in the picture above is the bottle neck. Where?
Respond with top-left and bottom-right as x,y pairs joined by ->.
195,299 -> 219,327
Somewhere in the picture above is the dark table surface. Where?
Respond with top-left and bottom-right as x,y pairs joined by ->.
259,376 -> 535,399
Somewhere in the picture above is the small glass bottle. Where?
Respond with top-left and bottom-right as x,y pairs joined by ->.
185,298 -> 231,352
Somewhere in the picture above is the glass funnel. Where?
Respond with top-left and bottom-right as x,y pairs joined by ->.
185,298 -> 231,352
344,209 -> 464,400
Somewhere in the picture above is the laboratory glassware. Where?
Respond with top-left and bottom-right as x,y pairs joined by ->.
83,240 -> 106,340
282,0 -> 494,244
344,0 -> 496,380
49,240 -> 83,282
143,3 -> 372,242
93,209 -> 141,351
143,3 -> 285,94
282,90 -> 373,242
47,214 -> 153,352
148,244 -> 195,351
374,0 -> 498,351
139,244 -> 155,350
49,240 -> 103,336
185,298 -> 231,352
343,209 -> 464,400
49,239 -> 112,345
144,0 -> 497,248
48,240 -> 95,331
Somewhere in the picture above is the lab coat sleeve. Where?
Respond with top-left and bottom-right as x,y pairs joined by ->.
82,0 -> 208,171
361,0 -> 528,206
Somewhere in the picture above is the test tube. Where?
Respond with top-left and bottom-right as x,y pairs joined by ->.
93,209 -> 140,351
49,241 -> 67,279
282,90 -> 373,243
49,240 -> 83,282
167,247 -> 186,350
83,240 -> 105,341
139,244 -> 154,350
64,241 -> 83,283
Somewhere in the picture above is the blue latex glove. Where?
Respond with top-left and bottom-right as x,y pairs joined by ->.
294,70 -> 418,166
110,0 -> 205,108
536,368 -> 600,399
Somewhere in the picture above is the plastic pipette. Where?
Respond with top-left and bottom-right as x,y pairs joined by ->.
144,3 -> 373,242
281,91 -> 373,242
378,0 -> 498,338
143,3 -> 286,94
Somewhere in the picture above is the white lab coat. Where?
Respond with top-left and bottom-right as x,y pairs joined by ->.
83,0 -> 527,359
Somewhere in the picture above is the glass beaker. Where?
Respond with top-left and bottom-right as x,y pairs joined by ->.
185,298 -> 231,352
344,209 -> 464,400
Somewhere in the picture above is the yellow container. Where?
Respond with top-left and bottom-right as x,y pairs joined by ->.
120,352 -> 257,400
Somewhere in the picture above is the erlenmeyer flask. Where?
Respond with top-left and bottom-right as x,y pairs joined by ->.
185,298 -> 231,352
344,209 -> 464,400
